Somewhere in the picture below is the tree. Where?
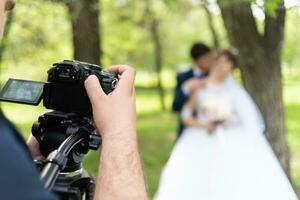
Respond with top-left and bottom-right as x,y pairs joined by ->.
150,17 -> 166,110
66,0 -> 101,65
0,11 -> 14,68
143,0 -> 166,110
201,0 -> 220,49
218,1 -> 290,176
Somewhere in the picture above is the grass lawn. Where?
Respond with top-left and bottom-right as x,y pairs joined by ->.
1,79 -> 300,198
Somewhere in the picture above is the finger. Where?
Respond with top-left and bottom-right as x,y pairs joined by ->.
106,65 -> 131,74
84,75 -> 106,105
106,65 -> 136,95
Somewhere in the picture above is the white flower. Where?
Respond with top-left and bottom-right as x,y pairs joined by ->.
202,97 -> 233,122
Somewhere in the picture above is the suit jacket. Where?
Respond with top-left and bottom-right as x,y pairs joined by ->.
172,69 -> 207,138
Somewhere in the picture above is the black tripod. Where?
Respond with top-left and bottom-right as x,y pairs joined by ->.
32,111 -> 101,200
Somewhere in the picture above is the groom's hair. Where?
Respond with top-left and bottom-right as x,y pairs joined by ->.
190,42 -> 211,60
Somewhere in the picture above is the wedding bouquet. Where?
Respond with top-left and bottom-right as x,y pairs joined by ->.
202,97 -> 233,125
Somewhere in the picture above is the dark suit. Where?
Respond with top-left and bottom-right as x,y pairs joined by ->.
172,68 -> 207,138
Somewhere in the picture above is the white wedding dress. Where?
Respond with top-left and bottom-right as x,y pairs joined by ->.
154,78 -> 297,200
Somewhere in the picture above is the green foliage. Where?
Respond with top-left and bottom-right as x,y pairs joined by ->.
0,0 -> 224,87
264,0 -> 284,17
1,0 -> 72,82
218,0 -> 285,18
1,0 -> 298,85
283,10 -> 300,68
98,0 -> 228,74
5,0 -> 297,83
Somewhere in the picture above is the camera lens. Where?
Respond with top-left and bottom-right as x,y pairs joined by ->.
111,79 -> 118,89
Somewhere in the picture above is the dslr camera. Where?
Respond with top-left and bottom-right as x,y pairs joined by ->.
0,60 -> 118,115
0,60 -> 119,200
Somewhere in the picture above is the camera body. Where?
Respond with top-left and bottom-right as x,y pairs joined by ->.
43,60 -> 118,116
0,60 -> 118,116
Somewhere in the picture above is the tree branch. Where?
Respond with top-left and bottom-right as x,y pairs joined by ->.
218,1 -> 263,54
201,0 -> 220,49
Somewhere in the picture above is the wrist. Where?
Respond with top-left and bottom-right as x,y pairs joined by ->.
195,121 -> 206,128
101,129 -> 137,147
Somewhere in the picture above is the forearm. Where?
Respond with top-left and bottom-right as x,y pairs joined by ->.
26,134 -> 44,160
182,118 -> 206,129
84,66 -> 148,200
93,131 -> 148,200
172,87 -> 188,112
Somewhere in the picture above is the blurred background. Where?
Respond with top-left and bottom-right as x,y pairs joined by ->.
1,0 -> 300,198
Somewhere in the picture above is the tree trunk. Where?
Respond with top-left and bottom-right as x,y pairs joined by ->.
0,11 -> 14,66
150,17 -> 166,111
143,0 -> 166,111
0,11 -> 14,90
67,0 -> 101,65
201,1 -> 220,49
218,2 -> 290,176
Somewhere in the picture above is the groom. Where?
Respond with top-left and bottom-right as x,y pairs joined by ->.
172,42 -> 213,138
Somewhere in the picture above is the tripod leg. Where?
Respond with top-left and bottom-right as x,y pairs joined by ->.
85,180 -> 95,200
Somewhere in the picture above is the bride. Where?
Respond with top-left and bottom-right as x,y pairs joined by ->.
154,50 -> 297,200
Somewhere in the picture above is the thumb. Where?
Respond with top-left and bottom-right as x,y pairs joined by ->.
84,75 -> 106,105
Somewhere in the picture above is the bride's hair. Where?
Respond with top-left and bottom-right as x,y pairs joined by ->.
218,49 -> 239,69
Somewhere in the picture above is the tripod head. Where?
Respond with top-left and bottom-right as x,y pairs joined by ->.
32,111 -> 101,199
32,111 -> 101,171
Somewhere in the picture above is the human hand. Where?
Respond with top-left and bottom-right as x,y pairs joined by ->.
204,122 -> 217,134
27,65 -> 136,160
84,65 -> 136,140
182,78 -> 204,93
219,120 -> 231,128
87,66 -> 148,200
27,134 -> 44,160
